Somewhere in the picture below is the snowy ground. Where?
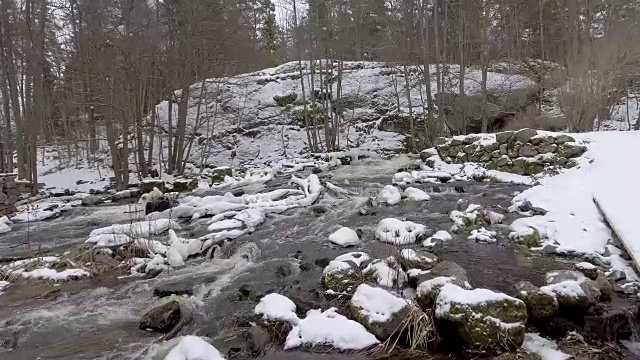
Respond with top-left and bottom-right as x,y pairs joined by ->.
504,131 -> 640,279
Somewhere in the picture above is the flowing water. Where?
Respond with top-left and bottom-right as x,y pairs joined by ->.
0,160 -> 619,359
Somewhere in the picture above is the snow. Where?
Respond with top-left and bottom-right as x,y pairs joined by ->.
255,293 -> 300,324
16,267 -> 90,281
284,307 -> 379,350
449,205 -> 481,233
540,280 -> 585,298
522,333 -> 570,360
435,283 -> 524,317
468,228 -> 497,243
328,227 -> 360,247
0,216 -> 12,234
207,219 -> 243,232
376,185 -> 402,206
10,207 -> 61,222
89,219 -> 181,238
351,284 -> 408,323
403,187 -> 431,201
375,218 -> 427,245
164,336 -> 226,360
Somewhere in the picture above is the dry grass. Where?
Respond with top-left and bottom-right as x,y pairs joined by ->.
558,332 -> 626,360
370,306 -> 438,358
59,245 -> 125,277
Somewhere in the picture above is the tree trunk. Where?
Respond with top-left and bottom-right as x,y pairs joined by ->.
458,0 -> 466,134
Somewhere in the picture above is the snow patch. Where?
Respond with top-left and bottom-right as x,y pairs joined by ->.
351,284 -> 408,323
284,307 -> 379,350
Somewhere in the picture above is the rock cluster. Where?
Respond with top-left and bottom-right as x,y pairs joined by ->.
433,129 -> 587,176
0,173 -> 18,216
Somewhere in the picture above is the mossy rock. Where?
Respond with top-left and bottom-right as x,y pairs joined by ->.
173,178 -> 198,192
321,264 -> 374,294
435,285 -> 527,355
140,180 -> 166,194
524,162 -> 545,175
514,281 -> 559,319
273,93 -> 298,107
211,167 -> 233,185
486,161 -> 499,170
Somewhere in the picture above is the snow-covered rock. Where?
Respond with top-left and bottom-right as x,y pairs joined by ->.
321,252 -> 371,293
375,218 -> 426,245
403,187 -> 431,201
399,249 -> 438,270
435,283 -> 527,355
423,230 -> 452,248
376,185 -> 401,206
254,293 -> 300,325
467,227 -> 497,243
540,270 -> 601,309
350,284 -> 410,340
284,307 -> 379,350
15,268 -> 90,281
364,258 -> 407,288
328,227 -> 361,247
85,233 -> 133,248
450,204 -> 483,233
90,219 -> 181,238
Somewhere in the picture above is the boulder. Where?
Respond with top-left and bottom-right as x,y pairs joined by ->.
145,197 -> 174,216
555,134 -> 576,145
519,143 -> 538,157
541,270 -> 601,309
496,131 -> 514,144
514,128 -> 538,143
574,262 -> 599,280
416,261 -> 470,309
594,274 -> 613,302
607,269 -> 626,282
583,303 -> 639,341
140,300 -> 182,333
173,178 -> 198,192
350,284 -> 411,340
435,283 -> 527,355
81,195 -> 104,206
513,281 -> 559,319
558,143 -> 587,158
211,167 -> 233,185
399,249 -> 438,270
245,326 -> 271,355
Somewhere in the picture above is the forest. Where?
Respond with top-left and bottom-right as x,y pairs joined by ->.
0,0 -> 638,189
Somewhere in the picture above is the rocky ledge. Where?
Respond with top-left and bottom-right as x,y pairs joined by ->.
431,128 -> 587,176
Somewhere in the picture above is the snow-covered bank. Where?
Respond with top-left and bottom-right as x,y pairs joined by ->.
506,131 -> 640,277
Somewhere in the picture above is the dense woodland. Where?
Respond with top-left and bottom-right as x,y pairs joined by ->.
0,0 -> 639,189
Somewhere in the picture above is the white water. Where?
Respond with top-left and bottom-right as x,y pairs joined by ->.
330,154 -> 414,180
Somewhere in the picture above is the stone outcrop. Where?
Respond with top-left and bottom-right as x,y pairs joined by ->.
0,173 -> 18,216
433,129 -> 587,176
